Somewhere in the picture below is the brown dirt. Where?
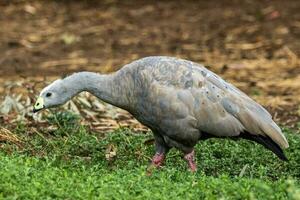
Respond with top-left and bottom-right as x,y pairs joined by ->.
0,0 -> 299,128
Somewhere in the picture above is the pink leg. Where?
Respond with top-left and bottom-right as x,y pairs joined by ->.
184,150 -> 197,172
147,153 -> 165,175
151,153 -> 165,167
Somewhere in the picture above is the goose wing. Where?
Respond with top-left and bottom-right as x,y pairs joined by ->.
194,68 -> 289,149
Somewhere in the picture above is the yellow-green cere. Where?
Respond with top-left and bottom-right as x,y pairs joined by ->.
34,97 -> 44,111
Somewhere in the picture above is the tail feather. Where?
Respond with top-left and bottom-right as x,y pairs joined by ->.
236,104 -> 289,149
240,132 -> 288,161
260,121 -> 289,149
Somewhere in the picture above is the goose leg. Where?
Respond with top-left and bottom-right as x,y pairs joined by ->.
150,138 -> 170,167
151,152 -> 166,167
147,134 -> 170,174
160,134 -> 197,172
183,149 -> 197,172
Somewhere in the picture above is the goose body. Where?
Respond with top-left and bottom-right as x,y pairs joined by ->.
34,56 -> 289,171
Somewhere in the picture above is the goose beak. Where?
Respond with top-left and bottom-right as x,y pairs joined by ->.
33,97 -> 45,113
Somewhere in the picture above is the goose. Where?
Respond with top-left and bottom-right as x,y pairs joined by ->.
33,56 -> 289,172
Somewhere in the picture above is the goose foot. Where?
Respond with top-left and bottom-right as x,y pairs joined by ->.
151,153 -> 165,167
184,150 -> 197,172
146,153 -> 165,175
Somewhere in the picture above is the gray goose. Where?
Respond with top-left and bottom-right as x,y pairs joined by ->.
33,56 -> 289,172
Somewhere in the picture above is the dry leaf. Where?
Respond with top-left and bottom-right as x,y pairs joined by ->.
105,144 -> 117,161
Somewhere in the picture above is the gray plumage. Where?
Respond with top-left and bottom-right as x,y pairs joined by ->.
34,56 -> 289,170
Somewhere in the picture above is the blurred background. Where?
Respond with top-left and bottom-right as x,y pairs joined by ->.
0,0 -> 299,131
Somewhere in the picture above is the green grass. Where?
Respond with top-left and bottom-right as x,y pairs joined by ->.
0,112 -> 300,199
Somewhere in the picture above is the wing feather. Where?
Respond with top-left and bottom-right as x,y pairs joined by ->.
197,69 -> 288,148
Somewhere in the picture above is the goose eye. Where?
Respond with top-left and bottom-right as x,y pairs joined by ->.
46,92 -> 52,97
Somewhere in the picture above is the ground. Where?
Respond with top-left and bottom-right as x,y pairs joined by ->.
0,0 -> 299,199
0,0 -> 300,127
